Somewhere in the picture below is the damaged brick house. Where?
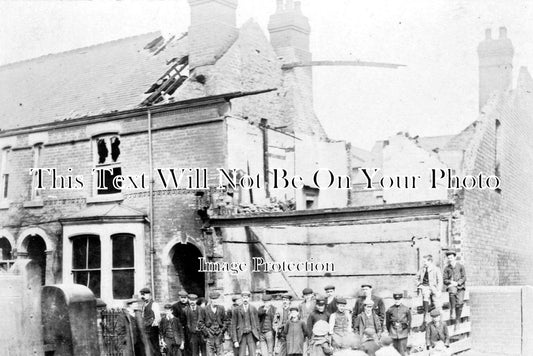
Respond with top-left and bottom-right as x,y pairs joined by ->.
0,0 -> 350,305
350,27 -> 533,287
205,27 -> 533,305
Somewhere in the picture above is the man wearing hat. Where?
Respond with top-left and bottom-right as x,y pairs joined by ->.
328,297 -> 351,349
140,287 -> 162,356
323,285 -> 338,314
298,288 -> 315,356
281,305 -> 308,355
185,294 -> 206,356
443,250 -> 466,326
227,296 -> 241,356
258,294 -> 277,356
199,291 -> 227,356
385,292 -> 411,356
275,293 -> 293,356
231,291 -> 260,356
352,283 -> 385,326
425,309 -> 449,350
306,295 -> 331,335
353,300 -> 382,339
160,303 -> 185,356
173,290 -> 190,355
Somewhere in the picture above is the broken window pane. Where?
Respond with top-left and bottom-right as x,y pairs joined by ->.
97,138 -> 108,164
110,136 -> 121,162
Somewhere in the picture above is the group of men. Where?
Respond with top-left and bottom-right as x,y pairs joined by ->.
129,249 -> 465,356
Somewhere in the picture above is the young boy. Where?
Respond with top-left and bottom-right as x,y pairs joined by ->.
283,306 -> 308,356
328,297 -> 351,349
425,310 -> 450,350
160,303 -> 185,356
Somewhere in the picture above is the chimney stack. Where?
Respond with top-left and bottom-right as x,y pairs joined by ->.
267,0 -> 311,62
187,0 -> 239,71
477,26 -> 514,111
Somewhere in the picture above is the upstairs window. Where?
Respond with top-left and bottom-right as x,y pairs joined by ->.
112,234 -> 135,299
93,135 -> 121,195
1,148 -> 10,199
72,235 -> 101,297
30,144 -> 43,201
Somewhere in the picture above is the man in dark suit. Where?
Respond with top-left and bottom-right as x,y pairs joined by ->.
324,285 -> 338,314
227,296 -> 241,356
231,290 -> 260,356
352,283 -> 386,326
258,294 -> 277,356
186,294 -> 206,356
198,291 -> 227,356
160,303 -> 185,356
443,249 -> 467,326
172,290 -> 191,355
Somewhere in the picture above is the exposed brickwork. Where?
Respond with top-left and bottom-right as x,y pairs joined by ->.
461,80 -> 533,286
469,286 -> 527,355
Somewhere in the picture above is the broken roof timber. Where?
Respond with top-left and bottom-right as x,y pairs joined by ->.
209,200 -> 453,227
281,60 -> 406,70
0,88 -> 277,137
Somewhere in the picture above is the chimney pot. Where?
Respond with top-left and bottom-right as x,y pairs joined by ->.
294,1 -> 302,12
499,26 -> 507,39
485,28 -> 492,40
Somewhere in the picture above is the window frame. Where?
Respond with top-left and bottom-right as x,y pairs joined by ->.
0,147 -> 11,200
111,233 -> 135,299
92,134 -> 122,198
71,234 -> 102,297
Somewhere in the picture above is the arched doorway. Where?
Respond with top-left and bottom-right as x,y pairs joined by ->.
26,235 -> 46,285
0,237 -> 13,271
170,243 -> 205,298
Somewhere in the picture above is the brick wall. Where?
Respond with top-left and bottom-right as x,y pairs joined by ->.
469,286 -> 533,355
461,82 -> 533,285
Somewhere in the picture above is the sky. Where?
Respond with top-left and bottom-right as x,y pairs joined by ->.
1,0 -> 533,149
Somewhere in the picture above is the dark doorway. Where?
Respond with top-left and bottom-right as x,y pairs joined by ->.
26,235 -> 46,285
171,243 -> 205,297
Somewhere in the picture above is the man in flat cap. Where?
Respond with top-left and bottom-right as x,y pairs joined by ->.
227,296 -> 241,356
352,283 -> 385,326
425,309 -> 449,350
160,303 -> 185,356
385,292 -> 411,356
353,300 -> 382,339
328,297 -> 351,349
171,291 -> 190,353
258,294 -> 277,356
275,293 -> 293,356
416,254 -> 443,326
443,250 -> 466,327
140,287 -> 162,356
306,295 -> 331,336
199,291 -> 227,356
298,288 -> 315,355
231,291 -> 260,356
185,294 -> 206,356
323,285 -> 338,314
